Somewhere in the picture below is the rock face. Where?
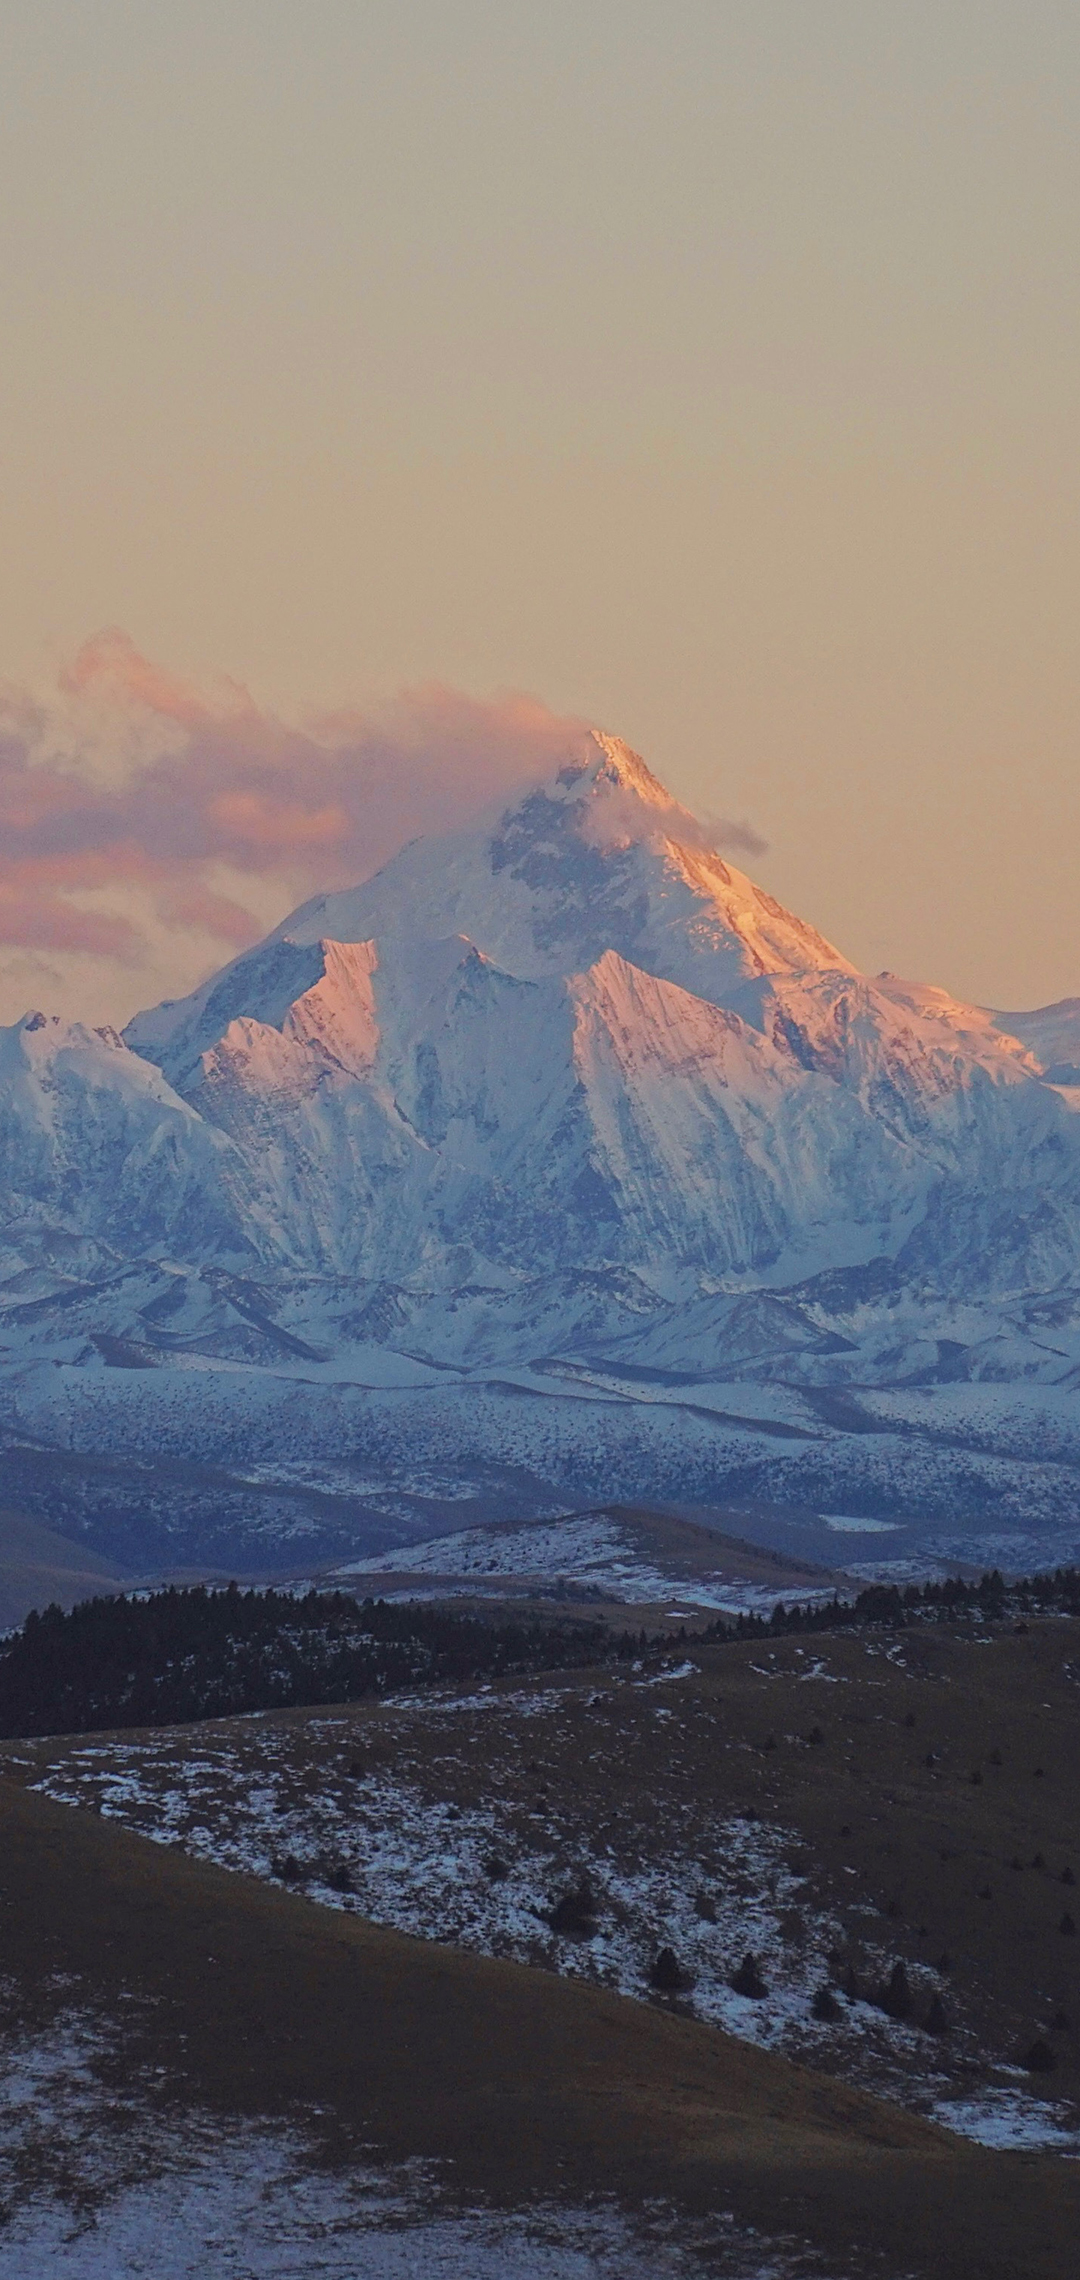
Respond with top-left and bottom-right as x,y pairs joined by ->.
2,730 -> 1079,1571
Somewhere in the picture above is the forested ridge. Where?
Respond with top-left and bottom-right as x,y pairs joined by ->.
0,1586 -> 622,1738
0,1566 -> 1077,1738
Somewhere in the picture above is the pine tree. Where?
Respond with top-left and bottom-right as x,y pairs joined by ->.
547,1877 -> 600,1938
730,1952 -> 768,1998
649,1947 -> 690,1993
875,1961 -> 912,2021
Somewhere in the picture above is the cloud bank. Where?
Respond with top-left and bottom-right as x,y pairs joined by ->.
0,633 -> 766,1025
0,633 -> 596,1022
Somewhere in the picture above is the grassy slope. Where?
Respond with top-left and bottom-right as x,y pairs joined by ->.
2,1772 -> 1079,2279
12,1617 -> 1077,2095
0,1507 -> 123,1629
330,1503 -> 852,1602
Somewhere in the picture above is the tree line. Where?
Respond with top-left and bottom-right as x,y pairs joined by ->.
0,1585 -> 616,1738
0,1562 -> 1076,1738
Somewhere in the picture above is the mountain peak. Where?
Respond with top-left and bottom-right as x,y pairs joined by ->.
126,727 -> 853,1067
553,730 -> 676,811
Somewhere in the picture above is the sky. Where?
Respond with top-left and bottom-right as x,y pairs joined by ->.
0,0 -> 1077,1025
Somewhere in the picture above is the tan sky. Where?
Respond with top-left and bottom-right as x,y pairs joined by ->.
1,1 -> 1077,1022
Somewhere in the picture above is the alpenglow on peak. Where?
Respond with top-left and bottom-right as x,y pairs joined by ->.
262,727 -> 854,999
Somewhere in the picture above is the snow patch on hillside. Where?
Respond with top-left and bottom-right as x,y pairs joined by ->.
31,1690 -> 1079,2153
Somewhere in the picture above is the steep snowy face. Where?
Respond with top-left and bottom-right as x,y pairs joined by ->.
190,940 -> 382,1103
270,730 -> 855,999
125,937 -> 380,1093
560,952 -> 919,1270
147,937 -> 938,1284
740,969 -> 1044,1151
0,1013 -> 256,1265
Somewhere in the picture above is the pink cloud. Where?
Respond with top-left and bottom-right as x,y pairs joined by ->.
0,634 -> 592,965
207,791 -> 352,851
0,885 -> 142,959
61,626 -> 246,731
1,636 -> 768,1006
154,886 -> 264,949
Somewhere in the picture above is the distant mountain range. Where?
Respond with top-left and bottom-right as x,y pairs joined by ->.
2,731 -> 1078,1582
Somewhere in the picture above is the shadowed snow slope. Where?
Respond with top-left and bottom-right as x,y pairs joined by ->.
0,1012 -> 256,1266
993,997 -> 1080,1087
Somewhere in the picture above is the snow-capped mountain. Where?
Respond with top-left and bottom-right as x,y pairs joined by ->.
2,730 -> 1079,1579
116,730 -> 1080,1293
